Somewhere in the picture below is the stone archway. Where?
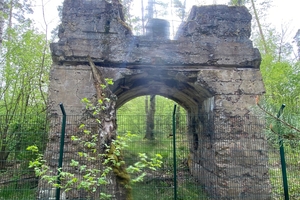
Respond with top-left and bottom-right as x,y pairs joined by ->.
46,0 -> 270,199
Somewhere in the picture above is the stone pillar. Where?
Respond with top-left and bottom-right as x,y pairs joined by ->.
189,115 -> 271,199
188,69 -> 271,199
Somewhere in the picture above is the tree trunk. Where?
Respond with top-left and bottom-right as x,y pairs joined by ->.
250,0 -> 268,54
0,0 -> 4,45
8,0 -> 13,40
0,148 -> 10,170
145,95 -> 148,115
145,95 -> 155,140
176,106 -> 180,133
88,56 -> 131,200
147,0 -> 154,19
141,0 -> 145,34
170,0 -> 174,37
88,55 -> 118,151
0,125 -> 10,171
295,30 -> 300,60
182,0 -> 186,22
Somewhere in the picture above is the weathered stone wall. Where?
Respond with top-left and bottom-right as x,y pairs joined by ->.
46,0 -> 270,199
52,1 -> 260,67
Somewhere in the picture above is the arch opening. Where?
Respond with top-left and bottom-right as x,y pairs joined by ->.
112,70 -> 213,114
111,69 -> 217,198
116,95 -> 211,198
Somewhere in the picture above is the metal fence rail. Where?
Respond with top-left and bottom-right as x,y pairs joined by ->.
0,114 -> 299,199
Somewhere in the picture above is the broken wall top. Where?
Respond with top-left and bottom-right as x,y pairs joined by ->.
51,0 -> 261,68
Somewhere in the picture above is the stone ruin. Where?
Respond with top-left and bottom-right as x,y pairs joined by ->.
46,0 -> 271,199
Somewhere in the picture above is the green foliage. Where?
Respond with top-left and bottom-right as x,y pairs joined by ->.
127,153 -> 163,183
152,0 -> 169,18
28,82 -> 163,198
105,78 -> 114,85
1,26 -> 51,115
120,0 -> 143,34
0,114 -> 48,172
173,0 -> 187,22
268,143 -> 300,199
81,95 -> 112,115
0,184 -> 36,200
249,11 -> 300,195
254,26 -> 300,115
0,14 -> 51,170
228,0 -> 246,6
117,95 -> 186,136
27,131 -> 162,198
118,95 -> 185,116
257,99 -> 300,199
246,0 -> 300,113
119,130 -> 209,199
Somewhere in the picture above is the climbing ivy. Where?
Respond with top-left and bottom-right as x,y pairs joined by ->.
27,78 -> 162,199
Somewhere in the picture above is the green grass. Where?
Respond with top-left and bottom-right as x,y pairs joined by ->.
2,131 -> 300,199
0,184 -> 36,200
268,145 -> 300,200
131,181 -> 209,200
122,132 -> 210,200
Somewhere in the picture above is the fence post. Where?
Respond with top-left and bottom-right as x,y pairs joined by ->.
56,103 -> 67,200
276,104 -> 289,200
172,105 -> 177,200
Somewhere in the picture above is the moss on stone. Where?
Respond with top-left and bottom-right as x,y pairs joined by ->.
108,144 -> 133,200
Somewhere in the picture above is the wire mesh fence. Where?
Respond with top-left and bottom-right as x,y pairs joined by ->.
0,114 -> 299,199
0,114 -> 48,200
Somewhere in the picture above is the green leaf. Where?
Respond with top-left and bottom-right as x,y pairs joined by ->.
26,145 -> 39,152
105,78 -> 114,85
81,98 -> 90,104
100,84 -> 106,89
79,124 -> 85,129
70,159 -> 79,167
78,165 -> 86,172
71,136 -> 79,141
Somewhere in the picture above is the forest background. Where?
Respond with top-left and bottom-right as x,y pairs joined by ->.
0,0 -> 300,172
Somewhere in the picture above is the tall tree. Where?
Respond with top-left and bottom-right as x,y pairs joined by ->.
250,0 -> 268,54
144,0 -> 168,140
0,0 -> 51,170
294,29 -> 300,61
256,26 -> 300,117
118,0 -> 143,34
0,27 -> 51,170
147,0 -> 154,19
0,0 -> 4,45
229,0 -> 246,6
141,0 -> 145,34
146,0 -> 168,19
173,0 -> 186,22
227,0 -> 299,114
145,95 -> 156,140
